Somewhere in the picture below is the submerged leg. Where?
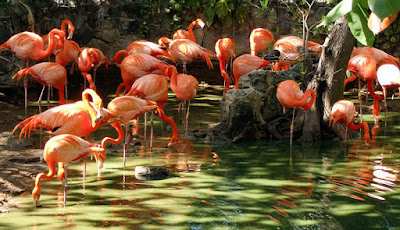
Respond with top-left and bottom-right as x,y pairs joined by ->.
38,85 -> 46,114
290,108 -> 296,146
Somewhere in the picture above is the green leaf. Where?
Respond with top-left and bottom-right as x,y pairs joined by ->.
368,0 -> 400,20
204,6 -> 216,25
320,0 -> 360,26
347,4 -> 375,46
215,0 -> 229,18
222,14 -> 232,27
235,6 -> 247,24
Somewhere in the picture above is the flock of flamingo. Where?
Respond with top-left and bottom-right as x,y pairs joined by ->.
0,16 -> 399,207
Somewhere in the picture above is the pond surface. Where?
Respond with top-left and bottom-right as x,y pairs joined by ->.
1,85 -> 400,229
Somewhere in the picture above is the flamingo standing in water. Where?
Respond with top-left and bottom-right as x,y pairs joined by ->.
32,134 -> 105,207
107,96 -> 158,167
77,47 -> 110,89
114,52 -> 168,97
276,80 -> 316,145
376,64 -> 400,124
346,53 -> 383,126
12,62 -> 67,113
233,54 -> 271,89
0,28 -> 66,114
12,89 -> 109,139
215,38 -> 235,92
249,28 -> 275,56
329,100 -> 370,144
159,38 -> 215,74
126,74 -> 180,147
173,18 -> 205,42
166,65 -> 199,137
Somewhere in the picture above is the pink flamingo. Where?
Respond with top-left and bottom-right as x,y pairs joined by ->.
12,62 -> 67,113
173,18 -> 205,42
215,38 -> 235,92
77,47 -> 110,89
233,54 -> 271,89
249,28 -> 275,56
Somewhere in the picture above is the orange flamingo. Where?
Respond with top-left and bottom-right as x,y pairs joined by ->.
276,80 -> 316,145
126,74 -> 180,147
329,100 -> 370,144
55,40 -> 80,68
173,18 -> 205,42
0,29 -> 65,113
77,47 -> 110,89
346,53 -> 383,125
12,62 -> 67,113
107,96 -> 158,167
12,89 -> 109,139
114,52 -> 168,96
270,36 -> 322,71
43,19 -> 75,50
232,54 -> 271,89
215,38 -> 235,92
165,38 -> 216,74
350,47 -> 399,66
32,134 -> 105,207
166,65 -> 199,136
377,64 -> 400,124
249,28 -> 275,56
122,40 -> 171,60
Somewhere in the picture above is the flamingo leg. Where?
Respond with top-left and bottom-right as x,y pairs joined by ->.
38,85 -> 46,114
358,78 -> 363,122
344,126 -> 348,143
290,108 -> 295,146
83,158 -> 86,190
150,111 -> 154,150
185,101 -> 191,139
24,77 -> 28,116
144,113 -> 147,141
123,123 -> 129,168
63,164 -> 68,207
383,86 -> 387,127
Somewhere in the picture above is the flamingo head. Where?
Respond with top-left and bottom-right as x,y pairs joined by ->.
167,135 -> 181,148
32,186 -> 41,207
196,19 -> 205,28
329,100 -> 355,127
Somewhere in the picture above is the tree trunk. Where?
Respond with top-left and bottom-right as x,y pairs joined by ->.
301,17 -> 355,141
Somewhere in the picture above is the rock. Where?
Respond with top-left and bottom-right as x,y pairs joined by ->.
135,166 -> 171,180
208,65 -> 304,143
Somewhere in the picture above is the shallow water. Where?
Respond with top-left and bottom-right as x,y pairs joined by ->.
1,86 -> 400,229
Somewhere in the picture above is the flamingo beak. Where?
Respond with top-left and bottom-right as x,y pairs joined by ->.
34,197 -> 42,207
94,104 -> 102,122
199,20 -> 205,28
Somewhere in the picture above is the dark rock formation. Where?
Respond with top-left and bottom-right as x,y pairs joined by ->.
135,165 -> 171,180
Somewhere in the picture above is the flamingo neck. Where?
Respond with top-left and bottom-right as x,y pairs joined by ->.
347,119 -> 370,143
58,86 -> 66,105
61,20 -> 74,39
367,80 -> 384,100
300,89 -> 316,110
156,106 -> 179,147
32,160 -> 56,206
39,29 -> 64,61
188,22 -> 196,42
101,121 -> 124,149
113,50 -> 129,64
82,89 -> 102,127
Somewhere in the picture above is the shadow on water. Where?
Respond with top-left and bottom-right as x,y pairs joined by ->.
2,86 -> 400,229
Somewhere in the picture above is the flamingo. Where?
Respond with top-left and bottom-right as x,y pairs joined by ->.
329,100 -> 370,144
126,74 -> 180,147
12,62 -> 67,113
122,40 -> 171,60
164,38 -> 216,74
346,53 -> 383,125
215,38 -> 235,92
107,96 -> 158,167
350,47 -> 399,66
276,80 -> 316,145
55,40 -> 80,68
249,28 -> 275,56
32,134 -> 105,207
166,65 -> 199,137
376,64 -> 400,124
173,18 -> 205,42
232,54 -> 271,89
12,88 -> 109,139
43,19 -> 75,49
114,52 -> 168,97
0,28 -> 66,113
269,35 -> 322,71
77,47 -> 110,89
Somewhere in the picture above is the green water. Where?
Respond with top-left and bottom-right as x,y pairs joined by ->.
1,86 -> 400,229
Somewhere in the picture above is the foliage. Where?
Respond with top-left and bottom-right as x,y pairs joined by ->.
203,0 -> 250,27
319,0 -> 400,46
